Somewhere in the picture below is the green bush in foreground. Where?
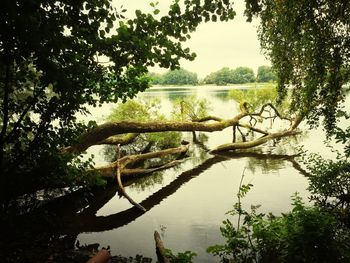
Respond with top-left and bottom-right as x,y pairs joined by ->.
165,249 -> 197,263
207,189 -> 350,263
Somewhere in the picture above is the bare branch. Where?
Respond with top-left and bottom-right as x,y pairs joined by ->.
67,114 -> 247,153
115,144 -> 147,212
237,126 -> 246,142
210,130 -> 301,153
192,116 -> 223,122
237,123 -> 269,135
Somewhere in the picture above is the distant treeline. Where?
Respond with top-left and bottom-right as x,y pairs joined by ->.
149,66 -> 277,86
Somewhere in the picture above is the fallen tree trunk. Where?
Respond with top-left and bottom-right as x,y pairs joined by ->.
68,113 -> 247,153
210,130 -> 301,153
66,103 -> 302,155
95,143 -> 190,180
62,133 -> 139,154
71,103 -> 304,196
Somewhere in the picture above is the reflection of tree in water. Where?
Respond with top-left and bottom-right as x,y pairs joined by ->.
245,154 -> 287,174
212,90 -> 231,101
0,148 -> 307,262
243,135 -> 304,174
167,92 -> 190,102
189,132 -> 211,164
127,171 -> 165,192
126,133 -> 210,192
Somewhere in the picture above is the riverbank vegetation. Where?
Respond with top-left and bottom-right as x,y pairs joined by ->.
150,69 -> 198,86
149,65 -> 276,86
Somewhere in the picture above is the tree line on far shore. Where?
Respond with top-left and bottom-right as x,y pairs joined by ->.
149,65 -> 277,86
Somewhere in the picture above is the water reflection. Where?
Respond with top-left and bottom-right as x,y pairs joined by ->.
0,149 -> 309,262
32,151 -> 304,235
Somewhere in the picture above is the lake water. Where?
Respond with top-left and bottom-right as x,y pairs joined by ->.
76,85 -> 337,262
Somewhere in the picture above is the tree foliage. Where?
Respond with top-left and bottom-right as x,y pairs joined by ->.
233,67 -> 256,84
207,185 -> 350,263
229,84 -> 284,112
107,98 -> 182,153
245,0 -> 350,132
150,68 -> 198,85
0,0 -> 236,202
256,65 -> 277,83
172,95 -> 211,121
204,67 -> 255,85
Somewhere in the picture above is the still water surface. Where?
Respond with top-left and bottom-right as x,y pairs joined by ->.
77,85 -> 330,262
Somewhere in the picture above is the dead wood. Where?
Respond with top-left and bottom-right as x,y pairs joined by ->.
122,158 -> 188,176
87,249 -> 110,263
69,102 -> 304,186
67,113 -> 247,153
115,144 -> 147,212
95,144 -> 190,180
65,102 -> 302,155
62,133 -> 139,154
154,231 -> 171,263
210,130 -> 301,153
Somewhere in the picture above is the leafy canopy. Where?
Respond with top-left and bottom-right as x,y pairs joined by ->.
150,68 -> 198,86
245,0 -> 350,132
0,0 -> 236,200
229,83 -> 289,114
204,67 -> 256,85
257,65 -> 277,83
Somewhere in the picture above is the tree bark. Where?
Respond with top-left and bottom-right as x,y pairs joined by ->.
210,130 -> 301,153
94,144 -> 190,180
68,113 -> 247,153
62,133 -> 139,154
70,103 -> 303,186
66,103 -> 302,155
154,231 -> 171,263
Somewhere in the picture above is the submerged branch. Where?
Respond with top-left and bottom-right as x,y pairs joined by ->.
115,144 -> 147,212
66,113 -> 247,153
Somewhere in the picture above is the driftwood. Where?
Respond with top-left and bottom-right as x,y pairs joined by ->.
87,249 -> 110,263
154,231 -> 171,263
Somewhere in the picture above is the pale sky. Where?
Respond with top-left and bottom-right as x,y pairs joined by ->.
115,0 -> 270,78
